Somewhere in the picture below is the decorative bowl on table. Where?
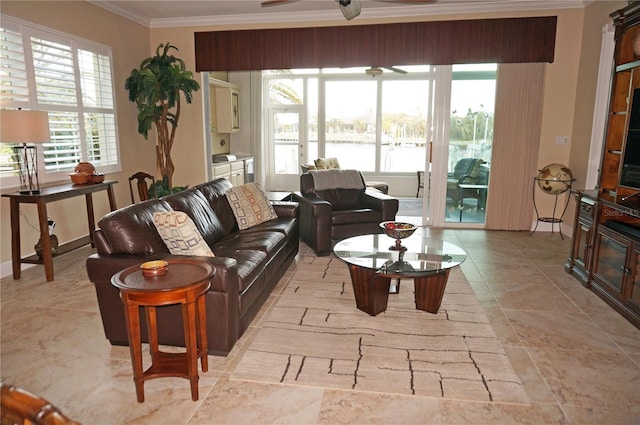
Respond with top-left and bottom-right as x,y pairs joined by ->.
90,173 -> 105,183
140,260 -> 168,277
69,172 -> 91,185
379,221 -> 418,251
74,161 -> 96,175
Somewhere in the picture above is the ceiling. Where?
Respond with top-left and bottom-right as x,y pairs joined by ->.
90,0 -> 590,28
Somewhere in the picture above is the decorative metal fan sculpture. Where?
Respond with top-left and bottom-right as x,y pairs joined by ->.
261,0 -> 438,21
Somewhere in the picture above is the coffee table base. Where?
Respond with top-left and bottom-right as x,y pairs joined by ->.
347,264 -> 450,316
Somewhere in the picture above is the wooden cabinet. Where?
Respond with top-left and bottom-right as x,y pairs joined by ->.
601,3 -> 640,201
591,224 -> 640,326
215,87 -> 240,133
211,159 -> 248,186
230,161 -> 244,186
565,192 -> 597,285
593,225 -> 632,297
567,190 -> 640,328
212,163 -> 231,181
567,2 -> 640,329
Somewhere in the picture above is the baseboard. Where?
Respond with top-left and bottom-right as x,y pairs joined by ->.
0,260 -> 35,280
530,219 -> 572,239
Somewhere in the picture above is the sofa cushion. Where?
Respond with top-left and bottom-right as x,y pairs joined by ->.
152,211 -> 215,257
225,183 -> 278,230
208,247 -> 268,294
195,178 -> 238,235
314,157 -> 340,169
214,230 -> 286,254
332,208 -> 382,225
163,188 -> 225,247
96,199 -> 172,255
242,217 -> 298,237
315,188 -> 364,210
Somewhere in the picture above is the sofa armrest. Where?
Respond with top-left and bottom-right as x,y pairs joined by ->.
361,190 -> 399,221
291,192 -> 332,255
86,253 -> 237,293
86,253 -> 240,355
271,201 -> 299,219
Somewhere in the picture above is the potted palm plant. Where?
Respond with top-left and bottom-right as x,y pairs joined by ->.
125,42 -> 200,189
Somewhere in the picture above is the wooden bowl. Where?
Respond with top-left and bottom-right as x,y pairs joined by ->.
69,173 -> 90,184
74,161 -> 96,174
140,260 -> 168,277
91,173 -> 105,183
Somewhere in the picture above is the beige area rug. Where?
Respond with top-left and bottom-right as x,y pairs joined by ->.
232,254 -> 529,403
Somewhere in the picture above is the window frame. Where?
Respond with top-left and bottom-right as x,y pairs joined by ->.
264,67 -> 436,174
0,16 -> 120,189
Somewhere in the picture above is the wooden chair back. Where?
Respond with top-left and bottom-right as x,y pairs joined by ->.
1,383 -> 81,425
128,172 -> 155,203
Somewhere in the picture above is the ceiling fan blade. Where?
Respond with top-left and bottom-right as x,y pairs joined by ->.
261,0 -> 300,7
383,66 -> 408,74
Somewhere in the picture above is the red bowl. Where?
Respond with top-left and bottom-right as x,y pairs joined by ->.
379,221 -> 417,240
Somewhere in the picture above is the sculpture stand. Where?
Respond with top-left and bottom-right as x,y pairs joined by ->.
389,239 -> 408,251
530,177 -> 573,239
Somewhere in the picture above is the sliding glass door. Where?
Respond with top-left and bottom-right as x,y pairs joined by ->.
442,65 -> 496,225
268,108 -> 302,189
262,65 -> 495,227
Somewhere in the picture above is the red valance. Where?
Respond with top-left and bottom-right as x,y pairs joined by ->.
195,16 -> 557,72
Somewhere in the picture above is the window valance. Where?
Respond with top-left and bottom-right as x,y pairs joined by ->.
195,16 -> 556,72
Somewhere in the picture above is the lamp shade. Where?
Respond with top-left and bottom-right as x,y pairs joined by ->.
0,110 -> 50,143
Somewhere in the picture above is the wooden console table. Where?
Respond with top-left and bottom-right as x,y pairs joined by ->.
2,181 -> 117,282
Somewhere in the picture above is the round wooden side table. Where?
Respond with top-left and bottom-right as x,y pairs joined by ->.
111,259 -> 214,402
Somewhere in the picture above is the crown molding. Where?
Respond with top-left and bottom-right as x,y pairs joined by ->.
88,1 -> 151,27
91,0 -> 590,29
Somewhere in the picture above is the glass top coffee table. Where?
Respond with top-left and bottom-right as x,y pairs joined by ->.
333,232 -> 467,316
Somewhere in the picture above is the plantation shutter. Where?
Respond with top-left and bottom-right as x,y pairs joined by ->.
0,16 -> 119,186
0,25 -> 28,179
31,33 -> 82,172
79,47 -> 118,167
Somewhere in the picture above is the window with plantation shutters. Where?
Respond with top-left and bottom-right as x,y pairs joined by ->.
0,16 -> 119,187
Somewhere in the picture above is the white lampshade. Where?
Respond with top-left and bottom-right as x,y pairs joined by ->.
0,109 -> 50,143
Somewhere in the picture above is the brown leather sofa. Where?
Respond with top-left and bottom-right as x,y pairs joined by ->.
291,170 -> 398,256
85,178 -> 298,356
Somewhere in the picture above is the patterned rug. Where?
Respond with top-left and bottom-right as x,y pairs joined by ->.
232,254 -> 529,403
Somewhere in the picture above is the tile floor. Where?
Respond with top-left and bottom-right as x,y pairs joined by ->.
1,227 -> 640,424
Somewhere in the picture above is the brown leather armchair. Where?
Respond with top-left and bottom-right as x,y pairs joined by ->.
292,170 -> 399,256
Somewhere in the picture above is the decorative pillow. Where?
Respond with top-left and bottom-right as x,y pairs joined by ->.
225,182 -> 278,230
314,157 -> 340,170
152,211 -> 215,256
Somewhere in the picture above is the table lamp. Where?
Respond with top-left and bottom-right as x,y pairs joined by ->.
0,109 -> 51,194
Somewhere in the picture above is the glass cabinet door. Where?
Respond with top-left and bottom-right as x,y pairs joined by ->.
593,231 -> 629,296
630,247 -> 640,308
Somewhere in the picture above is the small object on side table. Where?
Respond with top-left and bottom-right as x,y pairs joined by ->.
140,260 -> 168,276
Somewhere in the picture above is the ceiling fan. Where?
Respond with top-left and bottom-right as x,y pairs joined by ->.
365,66 -> 408,77
261,0 -> 438,21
